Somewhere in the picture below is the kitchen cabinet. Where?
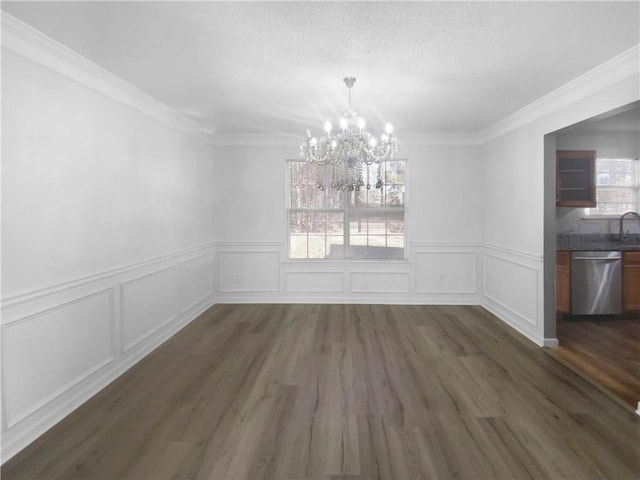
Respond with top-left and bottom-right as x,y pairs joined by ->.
556,150 -> 596,207
622,251 -> 640,312
556,251 -> 571,316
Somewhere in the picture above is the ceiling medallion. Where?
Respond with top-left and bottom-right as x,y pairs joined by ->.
300,77 -> 398,191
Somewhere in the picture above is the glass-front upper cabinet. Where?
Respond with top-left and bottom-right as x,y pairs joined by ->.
556,150 -> 596,207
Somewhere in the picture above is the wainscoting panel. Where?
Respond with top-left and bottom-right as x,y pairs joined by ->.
3,288 -> 114,429
350,271 -> 410,294
285,271 -> 344,293
178,253 -> 214,314
1,244 -> 215,464
120,265 -> 179,352
219,251 -> 280,292
415,251 -> 477,294
481,245 -> 543,344
214,242 -> 483,304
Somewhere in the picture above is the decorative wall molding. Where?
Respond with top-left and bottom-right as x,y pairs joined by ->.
350,271 -> 410,294
120,265 -> 179,352
481,242 -> 543,263
218,251 -> 280,292
178,253 -> 215,314
483,252 -> 539,327
414,251 -> 477,294
214,241 -> 482,305
2,242 -> 214,306
2,288 -> 115,429
285,271 -> 345,293
481,44 -> 640,142
1,244 -> 215,463
1,13 -> 212,145
481,246 -> 544,346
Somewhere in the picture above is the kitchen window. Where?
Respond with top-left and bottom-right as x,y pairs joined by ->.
586,158 -> 639,216
287,159 -> 406,259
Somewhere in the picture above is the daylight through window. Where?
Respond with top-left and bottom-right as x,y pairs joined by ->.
288,159 -> 406,259
586,158 -> 639,216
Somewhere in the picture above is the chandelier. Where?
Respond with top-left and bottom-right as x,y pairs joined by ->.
300,77 -> 398,191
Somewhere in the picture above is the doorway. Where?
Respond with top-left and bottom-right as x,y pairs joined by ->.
544,101 -> 640,411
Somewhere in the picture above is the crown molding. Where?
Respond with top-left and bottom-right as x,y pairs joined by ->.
1,13 -> 213,145
480,44 -> 640,143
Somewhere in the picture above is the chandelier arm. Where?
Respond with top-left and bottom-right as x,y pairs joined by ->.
300,77 -> 398,191
304,147 -> 332,165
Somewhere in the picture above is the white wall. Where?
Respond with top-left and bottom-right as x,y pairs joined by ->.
1,16 -> 216,462
212,140 -> 484,304
479,45 -> 639,345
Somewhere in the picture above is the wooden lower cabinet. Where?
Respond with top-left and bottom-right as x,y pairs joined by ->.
622,251 -> 640,313
556,251 -> 571,316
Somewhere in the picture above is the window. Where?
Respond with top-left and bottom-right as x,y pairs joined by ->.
586,158 -> 639,216
288,159 -> 406,259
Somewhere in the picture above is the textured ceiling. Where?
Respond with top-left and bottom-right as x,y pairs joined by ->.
2,1 -> 639,135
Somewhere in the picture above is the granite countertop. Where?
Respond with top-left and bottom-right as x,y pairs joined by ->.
557,234 -> 640,251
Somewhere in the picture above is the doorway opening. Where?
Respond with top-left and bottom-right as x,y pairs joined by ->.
544,101 -> 640,411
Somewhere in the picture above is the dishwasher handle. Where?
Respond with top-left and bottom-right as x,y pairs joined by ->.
571,251 -> 622,261
572,256 -> 621,260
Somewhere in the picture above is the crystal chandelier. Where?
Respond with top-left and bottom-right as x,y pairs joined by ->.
300,77 -> 398,191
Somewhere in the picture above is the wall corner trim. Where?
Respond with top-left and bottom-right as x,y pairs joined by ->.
1,12 -> 213,145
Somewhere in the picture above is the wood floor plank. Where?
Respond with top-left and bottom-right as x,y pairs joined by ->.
554,315 -> 640,407
2,304 -> 638,479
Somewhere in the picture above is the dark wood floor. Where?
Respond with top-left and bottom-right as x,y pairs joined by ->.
3,304 -> 639,479
552,314 -> 640,409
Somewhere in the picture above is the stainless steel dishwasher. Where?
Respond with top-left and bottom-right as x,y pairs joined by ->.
571,251 -> 622,315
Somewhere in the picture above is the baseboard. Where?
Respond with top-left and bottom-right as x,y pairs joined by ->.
481,297 -> 543,346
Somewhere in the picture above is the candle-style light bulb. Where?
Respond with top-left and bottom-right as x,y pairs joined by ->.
385,123 -> 394,134
324,121 -> 332,134
357,118 -> 366,130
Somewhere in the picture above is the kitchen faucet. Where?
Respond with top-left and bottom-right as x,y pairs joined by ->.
619,211 -> 640,242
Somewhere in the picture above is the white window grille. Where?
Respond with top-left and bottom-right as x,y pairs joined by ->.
287,159 -> 406,259
586,158 -> 639,216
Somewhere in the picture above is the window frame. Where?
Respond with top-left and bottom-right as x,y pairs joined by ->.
584,157 -> 640,218
286,158 -> 408,261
